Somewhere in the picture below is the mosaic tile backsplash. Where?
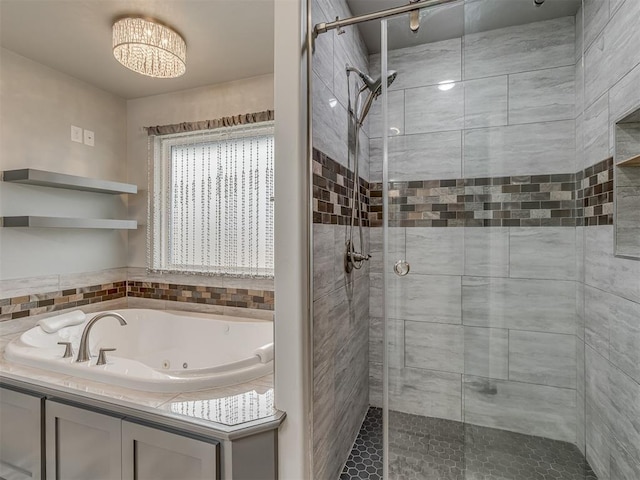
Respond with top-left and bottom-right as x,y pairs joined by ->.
1,280 -> 274,321
127,281 -> 274,310
0,281 -> 126,321
312,148 -> 614,228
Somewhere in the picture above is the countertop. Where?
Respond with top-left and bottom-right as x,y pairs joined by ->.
0,322 -> 284,440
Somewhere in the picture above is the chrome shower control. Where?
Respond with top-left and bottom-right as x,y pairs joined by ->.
394,260 -> 410,276
345,240 -> 371,273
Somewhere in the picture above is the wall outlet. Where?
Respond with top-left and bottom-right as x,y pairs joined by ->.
83,129 -> 95,147
71,125 -> 83,143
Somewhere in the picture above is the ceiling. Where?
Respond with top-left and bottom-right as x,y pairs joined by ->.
0,0 -> 274,99
345,0 -> 581,54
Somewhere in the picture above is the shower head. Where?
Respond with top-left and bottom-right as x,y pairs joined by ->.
358,70 -> 397,124
347,66 -> 398,125
347,66 -> 397,97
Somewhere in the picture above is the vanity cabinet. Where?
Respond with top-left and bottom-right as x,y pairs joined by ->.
0,387 -> 44,480
44,400 -> 219,480
122,421 -> 218,480
45,401 -> 121,480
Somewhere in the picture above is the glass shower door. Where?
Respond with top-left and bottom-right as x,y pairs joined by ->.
379,2 -> 593,478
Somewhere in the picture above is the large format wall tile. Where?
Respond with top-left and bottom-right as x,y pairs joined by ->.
390,367 -> 462,421
584,92 -> 610,167
609,293 -> 640,385
508,331 -> 577,388
584,0 -> 640,107
584,285 -> 612,359
405,322 -> 464,373
368,227 -> 405,275
610,436 -> 640,480
464,228 -> 510,278
405,228 -> 464,275
311,0 -> 334,92
369,316 -> 404,368
405,84 -> 464,134
462,276 -> 575,334
583,0 -> 610,51
586,400 -> 612,480
312,71 -> 348,166
508,66 -> 575,124
368,90 -> 405,139
389,274 -> 462,324
463,120 -> 575,177
369,131 -> 462,182
585,226 -> 640,303
370,38 -> 462,92
464,76 -> 508,128
509,227 -> 576,280
464,17 -> 575,80
608,361 -> 640,468
609,61 -> 640,125
464,326 -> 508,380
464,376 -> 576,443
313,224 -> 334,300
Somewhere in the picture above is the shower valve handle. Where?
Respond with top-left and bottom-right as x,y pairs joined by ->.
351,252 -> 371,262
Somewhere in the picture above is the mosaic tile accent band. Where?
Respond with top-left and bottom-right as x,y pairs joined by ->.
370,175 -> 577,228
366,157 -> 613,228
312,148 -> 370,226
0,281 -> 274,321
0,281 -> 126,321
576,157 -> 614,226
127,281 -> 274,311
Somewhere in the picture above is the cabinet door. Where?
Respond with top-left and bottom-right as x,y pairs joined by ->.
122,421 -> 218,480
0,387 -> 43,480
45,401 -> 121,480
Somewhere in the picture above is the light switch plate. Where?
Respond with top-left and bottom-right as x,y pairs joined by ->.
84,129 -> 95,147
71,125 -> 83,143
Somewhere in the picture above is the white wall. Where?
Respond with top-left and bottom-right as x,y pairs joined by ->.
0,48 -> 128,281
125,74 -> 274,269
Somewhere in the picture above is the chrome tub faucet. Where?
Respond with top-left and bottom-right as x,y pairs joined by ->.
75,312 -> 127,363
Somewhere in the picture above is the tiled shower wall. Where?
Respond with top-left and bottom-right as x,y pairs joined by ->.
311,0 -> 372,478
367,17 -> 582,445
578,1 -> 640,478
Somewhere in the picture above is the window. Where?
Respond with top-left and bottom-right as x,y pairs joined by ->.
148,122 -> 274,277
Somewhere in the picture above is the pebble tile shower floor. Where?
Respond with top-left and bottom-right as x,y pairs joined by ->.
340,408 -> 597,480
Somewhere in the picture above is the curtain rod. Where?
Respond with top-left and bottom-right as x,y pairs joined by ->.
314,0 -> 459,36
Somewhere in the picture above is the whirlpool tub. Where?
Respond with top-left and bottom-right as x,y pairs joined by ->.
4,309 -> 273,393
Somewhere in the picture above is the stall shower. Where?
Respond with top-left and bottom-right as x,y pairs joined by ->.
311,0 -> 640,479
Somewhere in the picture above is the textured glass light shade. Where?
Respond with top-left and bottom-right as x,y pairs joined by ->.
113,17 -> 186,78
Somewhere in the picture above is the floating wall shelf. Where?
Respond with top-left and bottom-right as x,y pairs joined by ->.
616,154 -> 640,167
2,169 -> 137,194
2,216 -> 137,230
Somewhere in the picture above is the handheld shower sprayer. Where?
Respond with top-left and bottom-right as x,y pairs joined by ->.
344,65 -> 398,273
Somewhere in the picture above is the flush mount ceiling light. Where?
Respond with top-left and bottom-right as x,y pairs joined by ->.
112,17 -> 186,78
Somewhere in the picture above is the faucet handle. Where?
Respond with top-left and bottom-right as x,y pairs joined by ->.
96,348 -> 116,366
57,342 -> 73,358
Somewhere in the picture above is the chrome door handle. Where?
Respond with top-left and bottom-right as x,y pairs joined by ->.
394,260 -> 410,276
